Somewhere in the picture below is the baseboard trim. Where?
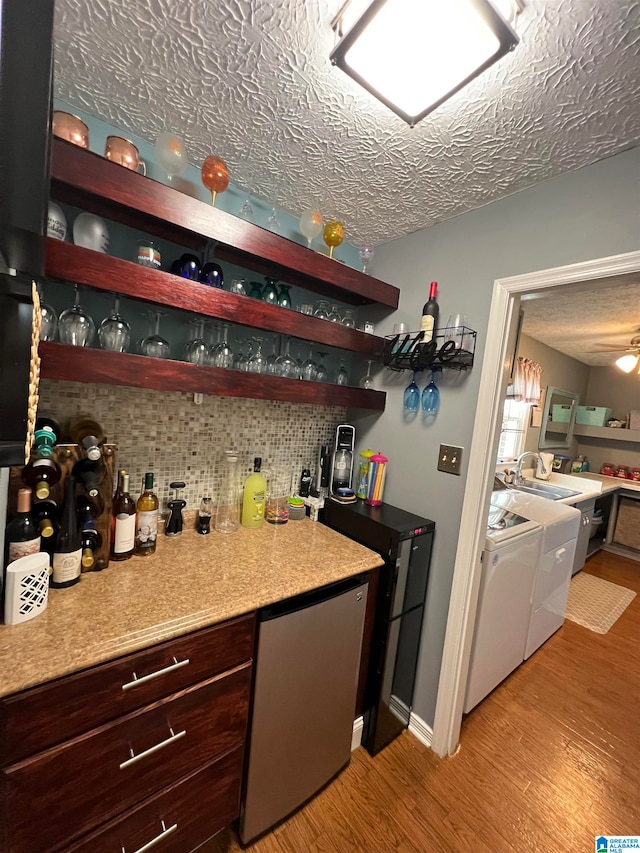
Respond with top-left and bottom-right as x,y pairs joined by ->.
408,711 -> 433,748
352,716 -> 364,751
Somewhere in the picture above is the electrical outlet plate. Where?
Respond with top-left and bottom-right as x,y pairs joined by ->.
438,444 -> 463,475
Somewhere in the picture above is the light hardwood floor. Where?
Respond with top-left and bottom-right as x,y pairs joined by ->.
203,550 -> 640,852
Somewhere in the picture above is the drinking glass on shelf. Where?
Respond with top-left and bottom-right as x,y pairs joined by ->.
265,336 -> 279,375
327,305 -> 342,323
262,277 -> 278,305
233,340 -> 248,372
359,244 -> 374,274
403,373 -> 420,412
140,311 -> 171,359
315,352 -> 329,383
213,324 -> 234,369
323,221 -> 344,259
275,336 -> 297,378
229,278 -> 247,296
37,284 -> 57,342
422,367 -> 441,414
265,204 -> 281,234
248,337 -> 267,374
238,190 -> 254,223
207,322 -> 221,365
184,319 -> 208,365
97,295 -> 131,352
58,285 -> 95,347
247,281 -> 263,300
359,360 -> 374,389
341,309 -> 356,328
277,284 -> 293,310
313,300 -> 330,320
301,346 -> 317,381
334,359 -> 349,385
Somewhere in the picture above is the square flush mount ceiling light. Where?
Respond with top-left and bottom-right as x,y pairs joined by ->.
330,0 -> 521,126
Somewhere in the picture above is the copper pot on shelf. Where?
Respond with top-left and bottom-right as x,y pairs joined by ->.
52,111 -> 90,149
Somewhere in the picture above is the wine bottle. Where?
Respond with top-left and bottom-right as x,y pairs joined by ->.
5,488 -> 41,566
111,472 -> 136,561
22,458 -> 61,500
72,457 -> 105,498
241,457 -> 267,529
134,472 -> 159,556
68,417 -> 106,461
31,499 -> 58,545
81,529 -> 102,569
33,426 -> 57,459
51,476 -> 81,588
197,491 -> 213,535
420,281 -> 439,343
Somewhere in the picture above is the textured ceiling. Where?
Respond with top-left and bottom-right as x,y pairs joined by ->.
52,0 -> 640,246
521,278 -> 640,367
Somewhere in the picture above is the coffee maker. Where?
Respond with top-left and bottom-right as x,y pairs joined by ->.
331,424 -> 355,494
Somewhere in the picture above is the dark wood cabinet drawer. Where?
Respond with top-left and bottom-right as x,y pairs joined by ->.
67,746 -> 244,853
3,664 -> 251,853
1,612 -> 255,763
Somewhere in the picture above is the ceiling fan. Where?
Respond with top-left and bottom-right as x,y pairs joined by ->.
588,333 -> 640,353
589,332 -> 640,374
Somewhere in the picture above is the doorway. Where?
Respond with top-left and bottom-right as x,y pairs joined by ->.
430,249 -> 640,757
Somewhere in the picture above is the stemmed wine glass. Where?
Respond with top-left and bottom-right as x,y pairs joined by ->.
300,346 -> 317,381
37,284 -> 57,342
422,367 -> 441,415
213,323 -> 233,369
265,336 -> 279,375
265,205 -> 281,233
58,284 -> 95,347
98,295 -> 131,352
359,360 -> 374,389
403,372 -> 421,412
359,244 -> 374,274
140,311 -> 171,359
248,337 -> 267,374
315,352 -> 329,383
334,359 -> 349,386
184,318 -> 208,365
275,336 -> 297,378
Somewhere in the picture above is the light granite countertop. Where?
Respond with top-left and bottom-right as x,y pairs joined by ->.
0,518 -> 383,699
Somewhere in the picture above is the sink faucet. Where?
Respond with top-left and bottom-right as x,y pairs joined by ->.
514,451 -> 547,485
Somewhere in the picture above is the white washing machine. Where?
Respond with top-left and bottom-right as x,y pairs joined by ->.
491,490 -> 580,659
464,505 -> 542,713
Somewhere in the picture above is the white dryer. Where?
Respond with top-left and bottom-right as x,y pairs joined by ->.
491,490 -> 580,659
464,505 -> 542,713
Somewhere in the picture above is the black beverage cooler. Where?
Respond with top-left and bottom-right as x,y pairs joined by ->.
322,499 -> 435,755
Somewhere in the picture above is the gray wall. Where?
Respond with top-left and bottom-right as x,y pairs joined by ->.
577,366 -> 640,471
353,146 -> 640,728
517,333 -> 591,456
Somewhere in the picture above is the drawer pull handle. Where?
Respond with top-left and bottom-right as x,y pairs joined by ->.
121,656 -> 190,691
119,727 -> 186,770
121,819 -> 178,853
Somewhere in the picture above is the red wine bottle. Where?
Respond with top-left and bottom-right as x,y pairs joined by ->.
81,529 -> 102,570
31,499 -> 58,549
111,473 -> 136,561
420,281 -> 439,343
22,458 -> 61,500
51,477 -> 82,589
5,488 -> 41,566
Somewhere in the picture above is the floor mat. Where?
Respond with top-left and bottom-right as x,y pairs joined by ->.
565,572 -> 636,634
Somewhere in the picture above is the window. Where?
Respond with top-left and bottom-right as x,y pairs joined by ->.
497,398 -> 529,463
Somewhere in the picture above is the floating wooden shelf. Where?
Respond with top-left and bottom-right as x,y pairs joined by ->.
45,240 -> 385,358
50,138 -> 399,309
39,342 -> 387,411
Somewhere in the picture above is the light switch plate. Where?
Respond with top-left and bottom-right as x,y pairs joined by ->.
438,444 -> 463,475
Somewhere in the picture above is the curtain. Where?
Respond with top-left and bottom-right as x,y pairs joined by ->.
511,357 -> 542,403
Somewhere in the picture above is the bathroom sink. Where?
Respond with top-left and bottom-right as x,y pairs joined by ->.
512,480 -> 581,500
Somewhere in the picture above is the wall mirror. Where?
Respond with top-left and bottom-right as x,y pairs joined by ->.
538,386 -> 579,450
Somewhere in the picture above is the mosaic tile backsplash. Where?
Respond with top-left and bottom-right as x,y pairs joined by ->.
39,380 -> 346,512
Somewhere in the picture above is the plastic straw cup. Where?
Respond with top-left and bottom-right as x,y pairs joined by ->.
366,452 -> 388,506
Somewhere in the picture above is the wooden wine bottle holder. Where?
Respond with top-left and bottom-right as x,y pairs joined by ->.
9,444 -> 117,572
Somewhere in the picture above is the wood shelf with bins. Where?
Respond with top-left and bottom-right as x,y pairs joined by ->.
44,138 -> 398,410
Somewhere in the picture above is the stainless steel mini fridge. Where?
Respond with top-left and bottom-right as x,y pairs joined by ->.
239,574 -> 368,845
322,499 -> 435,755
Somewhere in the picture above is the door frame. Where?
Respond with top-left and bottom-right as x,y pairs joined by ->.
430,249 -> 640,757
